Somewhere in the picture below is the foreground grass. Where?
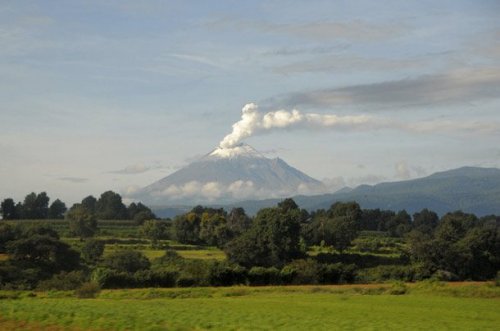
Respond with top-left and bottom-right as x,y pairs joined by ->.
1,283 -> 499,330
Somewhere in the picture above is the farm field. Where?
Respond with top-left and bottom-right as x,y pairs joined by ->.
0,283 -> 499,331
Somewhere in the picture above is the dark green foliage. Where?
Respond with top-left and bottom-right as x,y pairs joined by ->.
321,263 -> 356,284
22,224 -> 59,239
66,204 -> 97,239
37,271 -> 86,291
357,265 -> 416,283
226,207 -> 252,235
225,206 -> 302,267
386,210 -> 412,237
408,211 -> 499,280
141,220 -> 168,246
247,267 -> 281,286
313,202 -> 362,252
360,208 -> 395,231
1,198 -> 19,220
199,212 -> 233,247
435,211 -> 478,242
48,199 -> 67,219
278,198 -> 299,212
0,224 -> 18,252
95,191 -> 128,220
81,239 -> 105,263
413,209 -> 439,235
104,250 -> 150,273
174,212 -> 202,244
174,206 -> 232,247
20,192 -> 50,219
281,259 -> 321,285
128,202 -> 156,224
208,261 -> 247,286
81,195 -> 97,214
6,234 -> 80,272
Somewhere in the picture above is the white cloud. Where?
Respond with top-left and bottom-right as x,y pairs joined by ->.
395,161 -> 411,180
110,164 -> 151,175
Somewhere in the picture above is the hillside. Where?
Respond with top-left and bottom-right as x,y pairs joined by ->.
216,166 -> 500,216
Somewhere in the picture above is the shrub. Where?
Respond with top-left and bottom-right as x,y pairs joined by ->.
104,250 -> 150,273
281,259 -> 321,285
37,271 -> 86,291
134,269 -> 178,287
75,282 -> 100,298
432,270 -> 459,282
248,267 -> 281,286
357,265 -> 414,283
321,263 -> 356,284
81,239 -> 105,263
208,261 -> 247,286
176,276 -> 196,287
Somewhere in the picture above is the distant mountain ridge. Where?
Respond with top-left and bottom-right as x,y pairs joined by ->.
215,166 -> 500,217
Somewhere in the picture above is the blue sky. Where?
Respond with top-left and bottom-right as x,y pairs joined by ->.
1,0 -> 500,204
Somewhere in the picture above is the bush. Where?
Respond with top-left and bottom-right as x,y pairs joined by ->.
321,263 -> 356,284
75,282 -> 100,298
248,267 -> 281,286
81,239 -> 104,263
37,271 -> 86,291
281,259 -> 321,285
176,276 -> 196,287
208,261 -> 247,286
357,265 -> 415,283
134,270 -> 178,287
104,250 -> 150,273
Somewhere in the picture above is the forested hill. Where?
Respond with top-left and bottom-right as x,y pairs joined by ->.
216,166 -> 500,216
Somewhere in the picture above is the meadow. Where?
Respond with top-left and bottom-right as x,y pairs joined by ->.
0,282 -> 499,330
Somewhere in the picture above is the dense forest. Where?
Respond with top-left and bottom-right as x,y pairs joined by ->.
0,192 -> 499,293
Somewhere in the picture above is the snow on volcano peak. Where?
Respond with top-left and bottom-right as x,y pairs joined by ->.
209,143 -> 264,159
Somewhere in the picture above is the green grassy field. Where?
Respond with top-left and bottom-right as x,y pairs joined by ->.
0,283 -> 499,330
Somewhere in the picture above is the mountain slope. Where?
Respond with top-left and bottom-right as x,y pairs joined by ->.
221,166 -> 500,216
134,144 -> 326,205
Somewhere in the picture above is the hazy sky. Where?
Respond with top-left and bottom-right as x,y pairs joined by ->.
1,0 -> 500,204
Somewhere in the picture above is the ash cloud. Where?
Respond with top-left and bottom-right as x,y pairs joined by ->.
219,103 -> 371,149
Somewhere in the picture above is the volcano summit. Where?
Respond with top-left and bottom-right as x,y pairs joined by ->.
133,144 -> 326,205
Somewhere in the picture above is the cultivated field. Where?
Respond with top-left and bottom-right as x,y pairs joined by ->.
1,282 -> 499,330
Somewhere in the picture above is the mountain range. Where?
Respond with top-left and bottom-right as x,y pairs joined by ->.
135,142 -> 500,217
218,166 -> 500,217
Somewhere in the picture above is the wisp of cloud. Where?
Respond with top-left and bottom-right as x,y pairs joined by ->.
219,103 -> 371,148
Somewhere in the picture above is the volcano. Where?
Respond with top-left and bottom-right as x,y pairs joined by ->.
133,144 -> 326,205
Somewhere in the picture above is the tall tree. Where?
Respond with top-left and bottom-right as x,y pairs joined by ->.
48,199 -> 67,219
66,204 -> 98,240
323,202 -> 362,252
1,198 -> 19,220
95,191 -> 128,220
227,207 -> 252,235
20,192 -> 50,219
225,206 -> 302,267
81,195 -> 97,214
128,202 -> 156,223
413,208 -> 439,235
141,220 -> 168,247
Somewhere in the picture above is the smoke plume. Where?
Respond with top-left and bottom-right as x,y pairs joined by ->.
219,103 -> 371,148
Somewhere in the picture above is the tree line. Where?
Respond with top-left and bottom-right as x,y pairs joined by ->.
0,197 -> 498,292
0,191 -> 156,223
